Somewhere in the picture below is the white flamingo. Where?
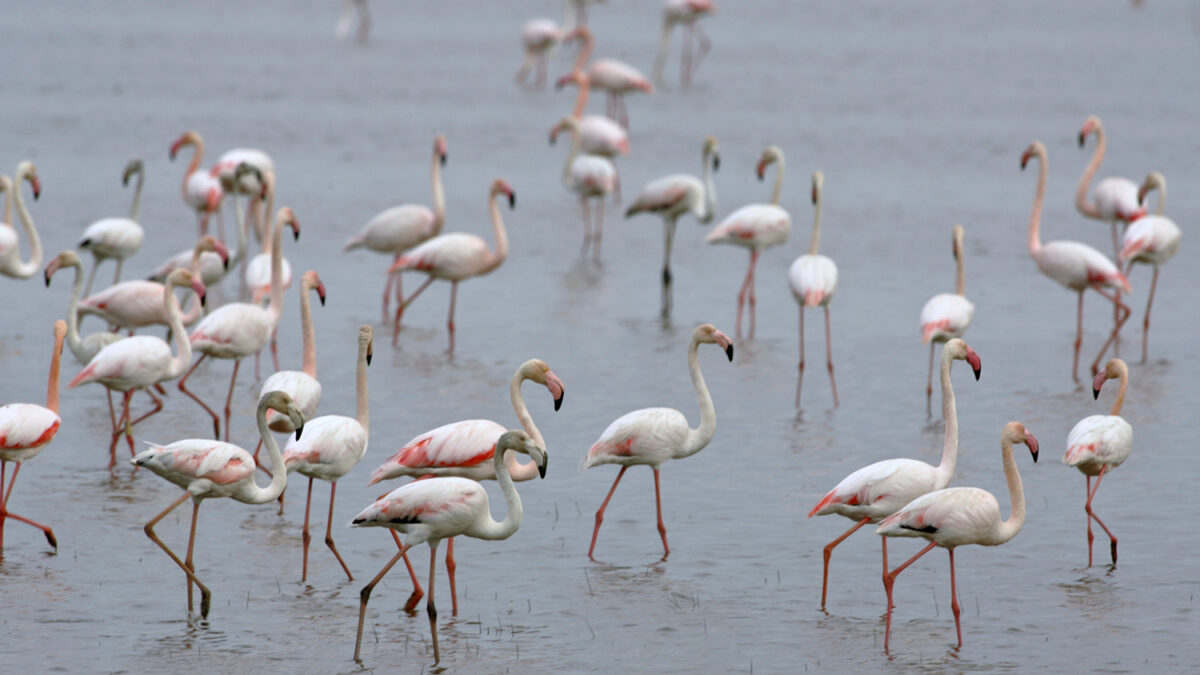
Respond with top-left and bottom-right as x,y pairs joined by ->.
0,161 -> 44,280
79,159 -> 145,296
557,116 -> 616,259
169,131 -> 224,238
789,170 -> 839,408
653,0 -> 717,87
918,224 -> 974,414
516,19 -> 563,89
1120,171 -> 1181,363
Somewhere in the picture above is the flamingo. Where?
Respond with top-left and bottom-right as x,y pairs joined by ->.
919,225 -> 974,414
1076,115 -> 1146,260
789,170 -> 839,408
653,0 -> 716,87
1120,171 -> 1180,364
245,170 -> 296,305
877,421 -> 1038,650
0,320 -> 67,555
553,69 -> 631,159
211,147 -> 274,243
69,270 -> 206,469
368,358 -> 564,613
169,131 -> 224,238
808,338 -> 980,609
584,323 -> 733,560
389,179 -> 514,352
624,135 -> 719,316
516,19 -> 563,89
335,0 -> 370,43
281,325 -> 373,582
132,390 -> 304,619
179,208 -> 298,441
78,159 -> 145,296
705,145 -> 791,339
1021,141 -> 1131,382
0,161 -> 43,280
1065,357 -> 1132,567
351,429 -> 547,665
343,135 -> 447,319
564,25 -> 652,129
556,115 -> 617,259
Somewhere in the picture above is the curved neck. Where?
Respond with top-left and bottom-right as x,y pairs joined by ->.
430,147 -> 445,232
229,182 -> 250,267
995,436 -> 1026,543
563,127 -> 582,186
11,171 -> 42,277
1075,130 -> 1104,219
935,350 -> 960,482
299,281 -> 318,377
507,373 -> 544,481
769,157 -> 785,206
1153,180 -> 1166,216
470,448 -> 523,540
46,326 -> 65,414
245,405 -> 289,503
63,261 -> 88,361
485,192 -> 509,271
677,336 -> 716,459
700,149 -> 717,223
1,177 -> 11,225
808,183 -> 823,255
571,31 -> 594,71
355,340 -> 370,432
164,282 -> 193,380
571,76 -> 590,118
129,170 -> 144,221
266,210 -> 285,319
954,244 -> 966,296
1110,366 -> 1128,416
1028,156 -> 1045,256
182,143 -> 202,202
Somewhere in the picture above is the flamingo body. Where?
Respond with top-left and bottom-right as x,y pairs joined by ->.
809,458 -> 948,523
190,303 -> 275,359
79,280 -> 204,330
261,370 -> 321,432
135,440 -> 260,495
69,336 -> 182,392
588,58 -> 653,94
149,249 -> 229,287
1035,241 -> 1129,293
569,154 -> 617,197
345,205 -> 437,254
920,293 -> 973,342
1120,215 -> 1181,265
789,254 -> 836,307
627,175 -> 704,218
1064,414 -> 1132,476
283,415 -> 366,482
395,233 -> 492,280
522,19 -> 561,51
584,408 -> 687,470
212,148 -> 274,194
370,419 -> 506,484
573,116 -> 629,157
706,204 -> 790,249
80,218 -> 143,263
245,252 -> 293,298
1090,178 -> 1143,222
0,404 -> 60,462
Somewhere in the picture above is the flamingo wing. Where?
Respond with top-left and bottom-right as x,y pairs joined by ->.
1064,414 -> 1132,469
352,477 -> 486,535
919,293 -> 974,342
283,414 -> 367,480
133,439 -> 254,488
706,204 -> 791,248
0,404 -> 60,454
788,254 -> 838,307
369,419 -> 507,485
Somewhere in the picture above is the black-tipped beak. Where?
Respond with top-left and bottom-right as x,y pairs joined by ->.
508,193 -> 516,209
713,154 -> 720,171
223,256 -> 230,270
1093,386 -> 1101,400
199,292 -> 207,307
294,423 -> 304,440
366,351 -> 373,366
441,154 -> 447,167
319,293 -> 326,307
973,366 -> 981,381
538,455 -> 548,479
44,271 -> 51,287
292,229 -> 300,242
725,345 -> 734,361
1077,133 -> 1085,148
554,393 -> 563,412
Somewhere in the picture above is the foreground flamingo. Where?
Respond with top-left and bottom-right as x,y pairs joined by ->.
1022,141 -> 1130,382
584,323 -> 732,560
515,19 -> 563,89
0,161 -> 43,280
169,131 -> 223,238
352,429 -> 546,665
368,358 -> 564,613
565,25 -> 652,129
1076,115 -> 1145,259
282,325 -> 373,582
557,115 -> 616,259
706,145 -> 791,339
1065,358 -> 1132,566
624,135 -> 719,316
808,338 -> 980,609
343,135 -> 447,319
789,171 -> 838,408
389,179 -> 514,352
1120,171 -> 1181,363
919,225 -> 974,414
653,0 -> 716,87
79,159 -> 145,296
877,421 -> 1038,650
0,320 -> 66,555
133,391 -> 304,619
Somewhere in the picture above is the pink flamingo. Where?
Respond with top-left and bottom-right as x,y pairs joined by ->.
389,179 -> 514,352
556,115 -> 617,259
584,323 -> 732,560
1022,141 -> 1131,382
179,208 -> 298,440
1076,115 -> 1146,259
1065,358 -> 1132,566
352,429 -> 546,665
808,338 -> 980,609
564,25 -> 653,129
69,270 -> 206,469
169,131 -> 224,238
653,0 -> 716,87
624,135 -> 719,316
877,421 -> 1038,650
211,146 -> 274,243
343,135 -> 447,319
79,159 -> 145,296
368,358 -> 564,613
281,325 -> 373,582
789,170 -> 838,408
706,145 -> 791,339
553,69 -> 631,159
133,390 -> 304,619
516,19 -> 563,89
1120,171 -> 1180,363
919,225 -> 974,414
0,320 -> 66,555
0,161 -> 44,280
244,170 -> 296,308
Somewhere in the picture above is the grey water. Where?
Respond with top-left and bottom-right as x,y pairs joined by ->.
2,1 -> 1199,672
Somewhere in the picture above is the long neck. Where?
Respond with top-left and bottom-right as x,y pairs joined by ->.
934,351 -> 959,483
63,261 -> 88,361
11,173 -> 42,277
653,21 -> 672,84
677,337 -> 716,459
266,211 -> 285,320
1075,131 -> 1104,219
954,246 -> 965,296
355,341 -> 370,432
164,283 -> 194,379
129,171 -> 144,221
1110,366 -> 1128,416
299,282 -> 317,377
506,374 -> 544,481
1,177 -> 10,224
244,406 -> 289,503
995,437 -> 1026,543
808,184 -> 823,255
182,144 -> 202,202
469,448 -> 524,540
769,157 -> 784,206
430,148 -> 445,232
1028,157 -> 1045,256
485,192 -> 509,271
699,149 -> 717,223
1153,180 -> 1166,216
46,328 -> 65,414
571,32 -> 593,71
230,184 -> 250,267
571,77 -> 590,118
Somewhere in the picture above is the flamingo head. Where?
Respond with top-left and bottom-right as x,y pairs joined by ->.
122,159 -> 144,186
811,170 -> 824,205
17,161 -> 41,200
1078,115 -> 1101,148
755,145 -> 782,181
497,429 -> 548,479
703,135 -> 720,171
492,179 -> 516,209
1092,358 -> 1126,400
945,338 -> 981,380
1136,170 -> 1163,206
951,224 -> 965,260
1004,422 -> 1039,463
695,323 -> 734,361
555,68 -> 586,91
1019,141 -> 1045,171
260,391 -> 305,441
169,131 -> 197,160
303,270 -> 327,306
434,134 -> 448,166
522,359 -> 565,411
549,117 -> 570,145
197,236 -> 231,270
276,207 -> 300,240
358,324 -> 374,366
234,163 -> 268,199
44,250 -> 81,287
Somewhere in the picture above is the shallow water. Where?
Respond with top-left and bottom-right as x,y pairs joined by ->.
2,0 -> 1200,672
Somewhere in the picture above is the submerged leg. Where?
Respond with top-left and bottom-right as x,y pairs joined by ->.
446,281 -> 458,354
1141,265 -> 1159,364
588,466 -> 628,559
948,548 -> 963,647
445,536 -> 458,615
883,540 -> 938,651
818,516 -> 869,609
1085,466 -> 1118,564
427,542 -> 442,665
184,500 -> 200,614
653,468 -> 669,559
144,492 -> 211,619
795,306 -> 806,407
354,543 -> 411,662
661,218 -> 676,317
824,305 -> 838,407
222,360 -> 241,442
0,463 -> 56,550
1072,292 -> 1084,384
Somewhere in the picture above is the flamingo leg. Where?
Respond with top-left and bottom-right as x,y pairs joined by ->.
354,543 -> 411,662
535,53 -> 548,89
681,23 -> 693,86
514,53 -> 534,87
83,260 -> 100,297
144,492 -> 211,619
0,462 -> 57,551
824,305 -> 839,407
215,205 -> 226,246
1085,466 -> 1118,564
1085,475 -> 1094,566
184,500 -> 200,615
747,249 -> 760,338
661,217 -> 677,317
445,536 -> 458,616
106,389 -> 117,437
113,258 -> 124,286
392,529 -> 425,611
427,542 -> 442,665
594,199 -> 605,260
270,325 -> 281,372
1072,291 -> 1084,384
109,391 -> 133,470
588,466 -> 627,559
128,386 -> 163,429
0,461 -> 5,550
179,354 -> 221,439
325,482 -> 353,581
926,342 -> 936,417
1088,284 -> 1131,376
734,251 -> 757,339
692,23 -> 711,83
579,197 -> 592,257
301,477 -> 314,582
948,548 -> 963,647
392,276 -> 435,346
222,360 -> 242,442
818,516 -> 869,609
617,95 -> 630,130
1140,265 -> 1159,364
796,306 -> 806,407
653,468 -> 670,559
446,281 -> 458,354
882,540 -> 937,651
1111,221 -> 1122,357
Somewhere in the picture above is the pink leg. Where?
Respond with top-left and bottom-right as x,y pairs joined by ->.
427,543 -> 442,665
795,306 -> 806,407
391,529 -> 424,611
579,197 -> 592,256
824,306 -> 838,407
445,536 -> 458,615
184,500 -> 200,615
653,468 -> 669,559
0,461 -> 5,550
0,462 -> 57,551
1140,265 -> 1159,364
818,516 -> 869,609
1088,285 -> 1131,375
325,482 -> 353,581
588,466 -> 628,559
1085,466 -> 1118,564
883,540 -> 937,651
1085,476 -> 1095,566
179,354 -> 221,439
270,326 -> 280,372
693,23 -> 711,83
223,360 -> 242,442
1072,291 -> 1084,383
301,477 -> 314,582
681,24 -> 694,86
594,199 -> 605,260
354,542 -> 412,662
392,276 -> 435,346
948,548 -> 963,647
144,492 -> 211,618
747,249 -> 760,338
734,252 -> 755,339
926,342 -> 936,417
446,281 -> 458,354
128,387 -> 164,429
109,391 -> 133,470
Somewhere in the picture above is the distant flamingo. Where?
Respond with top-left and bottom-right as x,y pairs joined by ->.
0,161 -> 44,280
1120,171 -> 1180,363
706,145 -> 791,339
282,325 -> 373,582
368,358 -> 564,613
808,338 -> 980,609
70,270 -> 205,469
585,324 -> 732,560
335,0 -> 370,44
211,147 -> 274,243
789,171 -> 838,408
169,131 -> 223,238
179,208 -> 298,441
1022,141 -> 1131,382
1076,115 -> 1146,259
133,390 -> 304,619
351,429 -> 546,665
554,69 -> 631,159
625,135 -> 719,316
79,159 -> 145,296
343,135 -> 447,319
389,179 -> 514,352
1065,358 -> 1132,566
877,421 -> 1038,650
565,26 -> 652,129
516,19 -> 563,89
919,225 -> 974,414
0,320 -> 66,555
245,170 -> 295,305
556,115 -> 616,259
653,0 -> 716,87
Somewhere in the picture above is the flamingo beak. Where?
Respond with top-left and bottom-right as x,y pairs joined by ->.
508,191 -> 516,209
966,349 -> 982,380
1025,431 -> 1039,462
1077,131 -> 1086,148
712,152 -> 720,171
366,342 -> 373,366
294,420 -> 304,440
546,372 -> 565,411
317,282 -> 327,306
756,161 -> 766,181
1091,370 -> 1107,399
192,278 -> 207,307
290,220 -> 301,241
30,177 -> 41,200
169,139 -> 183,160
440,152 -> 447,167
214,240 -> 231,269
